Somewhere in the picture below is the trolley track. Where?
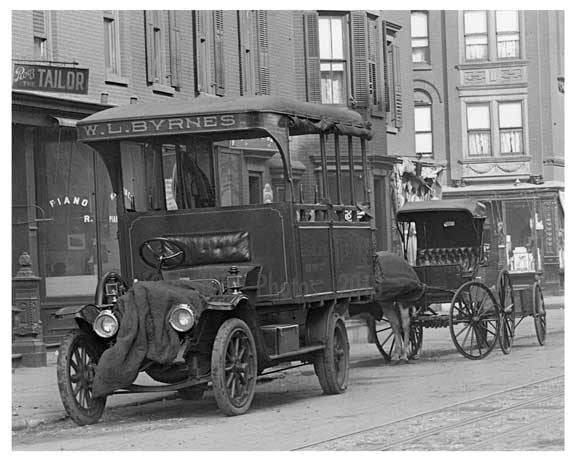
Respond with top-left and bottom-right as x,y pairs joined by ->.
293,374 -> 564,451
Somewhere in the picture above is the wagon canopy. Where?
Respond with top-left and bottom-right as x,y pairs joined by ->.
397,199 -> 486,221
76,95 -> 373,143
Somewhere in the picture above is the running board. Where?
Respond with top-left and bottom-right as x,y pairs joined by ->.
268,344 -> 325,362
114,376 -> 210,394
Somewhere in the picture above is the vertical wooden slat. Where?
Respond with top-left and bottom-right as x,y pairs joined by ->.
350,11 -> 369,108
303,11 -> 321,103
320,134 -> 329,202
348,136 -> 356,206
334,134 -> 342,205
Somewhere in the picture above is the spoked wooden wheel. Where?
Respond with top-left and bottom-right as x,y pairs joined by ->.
371,315 -> 395,362
371,315 -> 422,361
314,316 -> 350,394
449,281 -> 501,360
211,318 -> 257,416
56,329 -> 106,426
532,283 -> 547,346
497,270 -> 516,354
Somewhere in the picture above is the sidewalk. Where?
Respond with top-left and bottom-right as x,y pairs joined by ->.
12,296 -> 564,432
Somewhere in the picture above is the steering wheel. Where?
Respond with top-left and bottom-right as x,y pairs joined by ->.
95,271 -> 128,306
139,237 -> 187,271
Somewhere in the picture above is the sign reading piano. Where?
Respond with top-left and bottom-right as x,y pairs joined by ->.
13,63 -> 89,95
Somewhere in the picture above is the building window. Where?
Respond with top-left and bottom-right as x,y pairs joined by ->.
496,11 -> 520,59
32,10 -> 48,59
415,104 -> 433,156
466,104 -> 491,156
319,15 -> 347,104
103,11 -> 121,78
464,11 -> 488,61
411,11 -> 429,63
367,16 -> 380,107
499,102 -> 524,154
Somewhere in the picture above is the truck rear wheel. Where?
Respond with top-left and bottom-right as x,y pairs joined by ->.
314,316 -> 350,394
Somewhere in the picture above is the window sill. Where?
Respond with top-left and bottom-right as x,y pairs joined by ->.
459,155 -> 530,164
151,83 -> 175,96
386,125 -> 398,135
456,59 -> 528,70
105,75 -> 129,87
413,63 -> 432,71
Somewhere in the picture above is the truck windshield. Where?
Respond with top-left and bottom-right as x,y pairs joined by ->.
120,136 -> 279,211
120,139 -> 215,212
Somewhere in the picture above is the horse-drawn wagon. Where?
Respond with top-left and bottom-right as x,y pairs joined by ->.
370,198 -> 546,361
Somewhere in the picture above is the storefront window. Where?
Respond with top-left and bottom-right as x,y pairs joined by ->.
504,200 -> 542,272
38,127 -> 119,297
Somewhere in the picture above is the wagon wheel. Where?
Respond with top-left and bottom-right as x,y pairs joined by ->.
532,283 -> 547,346
371,314 -> 422,361
211,318 -> 257,416
57,329 -> 107,426
449,281 -> 501,360
371,315 -> 395,362
497,270 -> 516,354
314,316 -> 350,394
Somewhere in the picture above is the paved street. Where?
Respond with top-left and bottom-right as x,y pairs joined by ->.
12,308 -> 564,451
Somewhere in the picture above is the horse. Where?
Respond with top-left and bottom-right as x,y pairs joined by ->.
372,251 -> 426,364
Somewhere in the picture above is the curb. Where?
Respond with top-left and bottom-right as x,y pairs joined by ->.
12,393 -> 178,432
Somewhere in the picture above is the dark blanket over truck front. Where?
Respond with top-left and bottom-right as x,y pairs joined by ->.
92,280 -> 206,398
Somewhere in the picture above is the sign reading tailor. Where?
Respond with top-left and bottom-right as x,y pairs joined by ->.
13,64 -> 89,95
78,113 -> 242,141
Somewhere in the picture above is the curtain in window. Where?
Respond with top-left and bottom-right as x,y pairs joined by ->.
465,36 -> 488,60
468,132 -> 491,156
497,35 -> 519,58
500,130 -> 522,153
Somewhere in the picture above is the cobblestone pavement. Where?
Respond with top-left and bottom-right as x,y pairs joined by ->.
296,375 -> 564,450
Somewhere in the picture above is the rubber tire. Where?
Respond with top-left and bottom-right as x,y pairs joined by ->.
177,384 -> 207,401
57,329 -> 106,426
211,318 -> 258,416
314,316 -> 350,394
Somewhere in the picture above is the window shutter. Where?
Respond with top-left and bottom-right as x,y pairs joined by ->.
144,11 -> 156,84
194,10 -> 208,94
238,11 -> 249,95
168,11 -> 181,88
32,10 -> 46,37
382,21 -> 391,115
368,18 -> 382,110
303,11 -> 321,103
350,11 -> 370,108
213,10 -> 225,96
256,10 -> 270,95
393,43 -> 403,128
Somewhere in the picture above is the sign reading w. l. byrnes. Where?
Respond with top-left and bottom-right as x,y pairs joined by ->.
78,113 -> 241,141
13,63 -> 89,95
